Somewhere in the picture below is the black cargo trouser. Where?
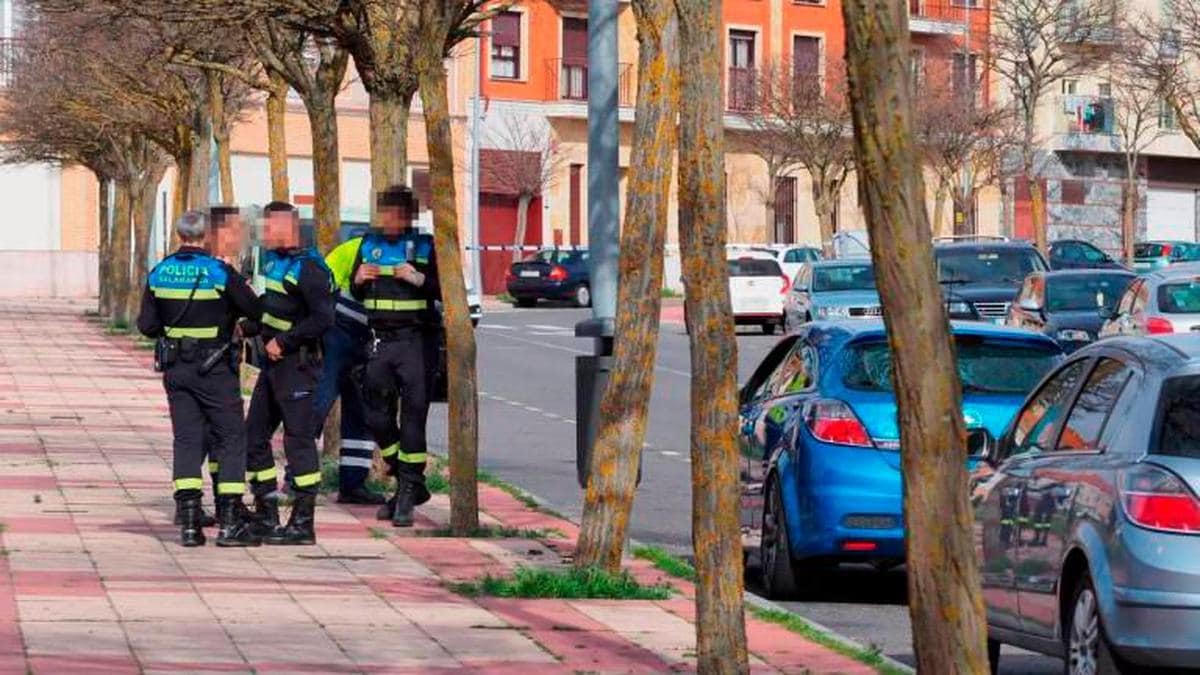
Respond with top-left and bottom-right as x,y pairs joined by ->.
164,356 -> 246,502
364,327 -> 436,484
244,349 -> 323,497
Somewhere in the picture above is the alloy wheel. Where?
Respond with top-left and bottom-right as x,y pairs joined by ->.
1068,587 -> 1100,675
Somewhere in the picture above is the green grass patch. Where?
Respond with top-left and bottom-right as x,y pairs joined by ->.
633,545 -> 697,581
134,337 -> 156,351
749,607 -> 907,675
0,522 -> 7,534
496,292 -> 515,304
104,320 -> 131,335
452,566 -> 673,600
368,527 -> 389,540
421,525 -> 564,539
660,287 -> 681,299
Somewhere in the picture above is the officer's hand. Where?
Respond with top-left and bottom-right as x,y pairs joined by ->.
396,263 -> 426,287
355,264 -> 380,285
265,338 -> 284,362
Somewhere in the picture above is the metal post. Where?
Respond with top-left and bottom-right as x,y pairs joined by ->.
574,0 -> 621,488
470,35 -> 484,294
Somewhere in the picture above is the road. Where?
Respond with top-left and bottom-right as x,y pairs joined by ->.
426,304 -> 1059,674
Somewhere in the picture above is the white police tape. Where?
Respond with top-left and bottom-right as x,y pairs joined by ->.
463,245 -> 587,252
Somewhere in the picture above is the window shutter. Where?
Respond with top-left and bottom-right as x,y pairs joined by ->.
793,36 -> 820,78
492,12 -> 520,48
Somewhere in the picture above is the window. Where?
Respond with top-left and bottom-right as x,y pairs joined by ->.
773,177 -> 796,244
742,337 -> 800,403
910,48 -> 925,90
843,337 -> 1062,395
1157,282 -> 1200,314
1009,360 -> 1087,457
783,248 -> 819,264
491,11 -> 521,80
729,30 -> 756,111
1156,375 -> 1200,458
952,52 -> 979,95
1159,100 -> 1178,130
1060,179 -> 1086,205
1057,359 -> 1131,451
1097,82 -> 1112,97
767,343 -> 819,397
1114,279 -> 1140,316
793,35 -> 821,80
1062,79 -> 1078,95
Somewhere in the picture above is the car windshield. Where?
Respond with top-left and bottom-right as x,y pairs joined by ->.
728,258 -> 782,277
784,248 -> 820,263
1156,375 -> 1200,458
843,337 -> 1061,394
936,249 -> 1044,286
1046,275 -> 1133,313
527,250 -> 581,264
1157,281 -> 1200,313
812,265 -> 876,292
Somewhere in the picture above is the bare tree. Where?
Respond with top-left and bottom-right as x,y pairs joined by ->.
992,0 -> 1119,250
1138,0 -> 1200,151
736,61 -> 799,244
842,0 -> 989,671
574,0 -> 678,572
482,115 -> 564,262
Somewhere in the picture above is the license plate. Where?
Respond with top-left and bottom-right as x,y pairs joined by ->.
520,270 -> 540,278
992,317 -> 1006,325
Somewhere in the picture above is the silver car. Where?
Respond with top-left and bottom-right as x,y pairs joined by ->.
973,335 -> 1200,673
1100,264 -> 1200,337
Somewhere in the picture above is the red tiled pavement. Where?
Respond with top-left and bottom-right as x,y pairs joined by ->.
0,300 -> 886,674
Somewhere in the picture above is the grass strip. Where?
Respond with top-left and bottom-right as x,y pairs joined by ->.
633,545 -> 697,581
452,565 -> 673,600
420,525 -> 564,540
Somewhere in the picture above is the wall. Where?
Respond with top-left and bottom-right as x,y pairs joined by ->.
0,160 -> 60,250
0,251 -> 97,298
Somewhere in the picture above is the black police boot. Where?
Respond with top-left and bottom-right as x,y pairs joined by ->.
391,480 -> 418,528
248,494 -> 280,538
178,497 -> 206,548
338,485 -> 387,505
215,496 -> 262,547
174,503 -> 217,528
376,481 -> 431,521
264,493 -> 316,545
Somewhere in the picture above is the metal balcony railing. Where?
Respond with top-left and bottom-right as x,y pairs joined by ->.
727,67 -> 757,112
545,58 -> 634,107
908,0 -> 978,34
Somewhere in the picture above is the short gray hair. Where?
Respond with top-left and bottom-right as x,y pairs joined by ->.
175,210 -> 209,242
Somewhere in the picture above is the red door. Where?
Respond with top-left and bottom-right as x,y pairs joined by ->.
480,193 -> 543,294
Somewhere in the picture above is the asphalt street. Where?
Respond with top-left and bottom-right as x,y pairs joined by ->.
426,303 -> 1059,674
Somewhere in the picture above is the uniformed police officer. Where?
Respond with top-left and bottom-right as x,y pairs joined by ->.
137,210 -> 262,547
243,202 -> 336,545
351,186 -> 439,527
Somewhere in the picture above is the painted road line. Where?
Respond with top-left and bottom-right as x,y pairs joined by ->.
478,330 -> 692,378
659,450 -> 682,457
526,324 -> 571,331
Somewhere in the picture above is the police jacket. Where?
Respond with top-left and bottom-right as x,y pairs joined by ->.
349,230 -> 441,330
136,246 -> 261,342
324,236 -> 370,329
243,247 -> 336,352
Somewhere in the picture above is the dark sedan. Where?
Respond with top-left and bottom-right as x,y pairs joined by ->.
1049,239 -> 1128,271
506,249 -> 591,308
1006,270 -> 1136,353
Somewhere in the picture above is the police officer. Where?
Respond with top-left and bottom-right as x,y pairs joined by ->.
137,210 -> 262,547
317,230 -> 386,506
243,202 -> 335,545
351,186 -> 439,527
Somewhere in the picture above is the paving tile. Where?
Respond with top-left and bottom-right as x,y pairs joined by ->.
108,591 -> 216,622
16,596 -> 119,622
20,620 -> 130,657
325,621 -> 459,668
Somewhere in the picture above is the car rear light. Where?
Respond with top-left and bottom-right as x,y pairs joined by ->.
1120,465 -> 1200,534
780,275 -> 791,295
1162,244 -> 1174,257
841,540 -> 878,552
548,265 -> 569,282
1147,317 -> 1175,334
805,399 -> 873,448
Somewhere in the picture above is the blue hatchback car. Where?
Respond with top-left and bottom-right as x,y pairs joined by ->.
738,320 -> 1064,599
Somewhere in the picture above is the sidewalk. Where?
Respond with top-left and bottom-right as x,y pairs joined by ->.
0,299 -> 874,674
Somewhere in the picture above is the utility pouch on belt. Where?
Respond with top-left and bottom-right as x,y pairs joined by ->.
179,337 -> 200,362
154,339 -> 179,372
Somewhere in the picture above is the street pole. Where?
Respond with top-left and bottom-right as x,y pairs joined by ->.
574,0 -> 620,488
470,35 -> 483,294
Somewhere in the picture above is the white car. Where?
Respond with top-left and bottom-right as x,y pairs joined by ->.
750,245 -> 822,282
728,252 -> 790,334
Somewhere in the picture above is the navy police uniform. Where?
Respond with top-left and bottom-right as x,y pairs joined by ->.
136,246 -> 261,547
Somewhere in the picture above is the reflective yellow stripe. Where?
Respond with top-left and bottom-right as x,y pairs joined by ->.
397,450 -> 426,464
174,477 -> 203,491
264,279 -> 286,293
248,467 -> 277,483
364,298 -> 427,311
380,444 -> 399,458
262,313 -> 293,331
376,265 -> 396,276
164,326 -> 219,339
207,461 -> 219,474
152,287 -> 220,300
217,482 -> 245,495
293,472 -> 322,488
284,273 -> 299,285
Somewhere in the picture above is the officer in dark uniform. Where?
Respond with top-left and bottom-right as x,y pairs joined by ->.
243,202 -> 336,545
137,210 -> 262,547
351,186 -> 439,527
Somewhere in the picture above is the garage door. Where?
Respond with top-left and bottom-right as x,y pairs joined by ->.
1146,187 -> 1198,242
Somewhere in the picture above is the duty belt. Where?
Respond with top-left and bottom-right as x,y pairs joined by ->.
373,327 -> 423,342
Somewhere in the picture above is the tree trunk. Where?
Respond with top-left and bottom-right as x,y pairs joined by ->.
674,1 -> 749,672
932,177 -> 949,238
953,186 -> 977,237
418,39 -> 480,535
307,99 -> 342,252
209,72 -> 234,206
764,187 -> 777,244
512,193 -> 532,263
813,180 -> 838,258
575,0 -> 678,573
129,163 -> 168,321
1028,174 -> 1047,253
172,152 -> 191,228
190,107 -> 212,211
97,177 -> 112,316
267,69 -> 291,202
841,0 -> 989,672
1122,179 -> 1137,266
110,181 -> 134,326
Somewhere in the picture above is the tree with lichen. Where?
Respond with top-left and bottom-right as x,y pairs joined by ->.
574,0 -> 678,573
841,0 -> 989,671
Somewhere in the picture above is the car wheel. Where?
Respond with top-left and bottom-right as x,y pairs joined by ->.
762,321 -> 777,335
514,297 -> 536,308
1065,572 -> 1126,675
760,476 -> 817,599
574,284 -> 592,308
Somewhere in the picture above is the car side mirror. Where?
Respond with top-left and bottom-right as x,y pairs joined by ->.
970,434 -> 998,467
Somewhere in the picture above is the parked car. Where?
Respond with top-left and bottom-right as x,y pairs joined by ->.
935,238 -> 1049,323
974,335 -> 1200,673
728,252 -> 790,334
1048,239 -> 1128,271
783,260 -> 880,332
505,248 -> 591,308
1100,264 -> 1200,337
752,245 -> 822,282
1007,270 -> 1136,353
1133,240 -> 1200,272
738,320 -> 1063,598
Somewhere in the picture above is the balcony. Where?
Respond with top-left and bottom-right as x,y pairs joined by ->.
909,0 -> 974,36
544,58 -> 634,111
1050,95 -> 1120,152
